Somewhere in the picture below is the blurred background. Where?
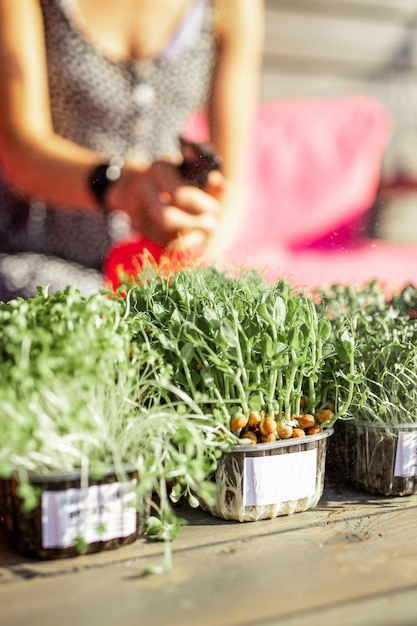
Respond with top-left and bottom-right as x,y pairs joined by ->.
260,0 -> 417,244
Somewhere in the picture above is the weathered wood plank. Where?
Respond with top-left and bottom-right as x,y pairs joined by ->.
270,588 -> 417,626
266,0 -> 417,22
1,489 -> 417,626
1,486 -> 415,578
264,10 -> 417,73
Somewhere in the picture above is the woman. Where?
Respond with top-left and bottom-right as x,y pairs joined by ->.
0,0 -> 264,299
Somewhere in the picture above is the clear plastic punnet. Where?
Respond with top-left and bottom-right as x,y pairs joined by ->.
200,429 -> 333,522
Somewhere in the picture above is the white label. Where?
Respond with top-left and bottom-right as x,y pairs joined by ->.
243,449 -> 317,507
41,480 -> 137,549
394,431 -> 417,477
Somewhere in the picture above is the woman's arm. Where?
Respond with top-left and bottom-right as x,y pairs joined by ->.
0,0 -> 106,209
205,0 -> 264,258
0,0 -> 221,247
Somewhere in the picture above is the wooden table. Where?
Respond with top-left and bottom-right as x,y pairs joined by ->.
1,482 -> 416,626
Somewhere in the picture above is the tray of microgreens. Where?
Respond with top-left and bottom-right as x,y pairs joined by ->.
112,264 -> 356,520
0,285 -> 234,563
316,281 -> 417,496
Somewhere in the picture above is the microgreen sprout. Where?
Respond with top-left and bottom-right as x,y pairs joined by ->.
316,281 -> 417,424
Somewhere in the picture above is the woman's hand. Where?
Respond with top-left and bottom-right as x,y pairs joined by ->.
107,159 -> 227,249
167,168 -> 228,251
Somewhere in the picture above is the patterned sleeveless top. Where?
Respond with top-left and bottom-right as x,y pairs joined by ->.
0,0 -> 216,273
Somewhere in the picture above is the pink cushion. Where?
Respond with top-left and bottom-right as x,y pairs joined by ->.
185,95 -> 392,252
223,239 -> 417,295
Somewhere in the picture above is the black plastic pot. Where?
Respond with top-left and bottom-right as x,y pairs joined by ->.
0,466 -> 148,559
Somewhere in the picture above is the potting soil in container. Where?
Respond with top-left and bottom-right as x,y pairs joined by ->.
327,420 -> 417,497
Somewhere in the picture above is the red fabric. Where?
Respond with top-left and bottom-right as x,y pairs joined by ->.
104,238 -> 200,290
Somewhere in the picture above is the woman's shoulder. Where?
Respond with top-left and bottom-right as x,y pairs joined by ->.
213,0 -> 264,48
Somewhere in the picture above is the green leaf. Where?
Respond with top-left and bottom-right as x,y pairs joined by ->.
180,343 -> 194,363
200,368 -> 215,386
273,296 -> 286,325
146,515 -> 164,537
249,393 -> 263,412
257,302 -> 273,325
152,303 -> 167,316
74,535 -> 88,554
219,321 -> 238,347
158,333 -> 176,352
318,318 -> 332,341
202,306 -> 220,327
337,329 -> 355,362
288,328 -> 301,351
188,493 -> 200,508
169,483 -> 183,504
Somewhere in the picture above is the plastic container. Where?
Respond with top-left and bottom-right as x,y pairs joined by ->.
327,420 -> 417,496
0,466 -> 147,559
200,429 -> 333,522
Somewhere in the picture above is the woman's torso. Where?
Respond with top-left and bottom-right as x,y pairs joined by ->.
46,0 -> 216,160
